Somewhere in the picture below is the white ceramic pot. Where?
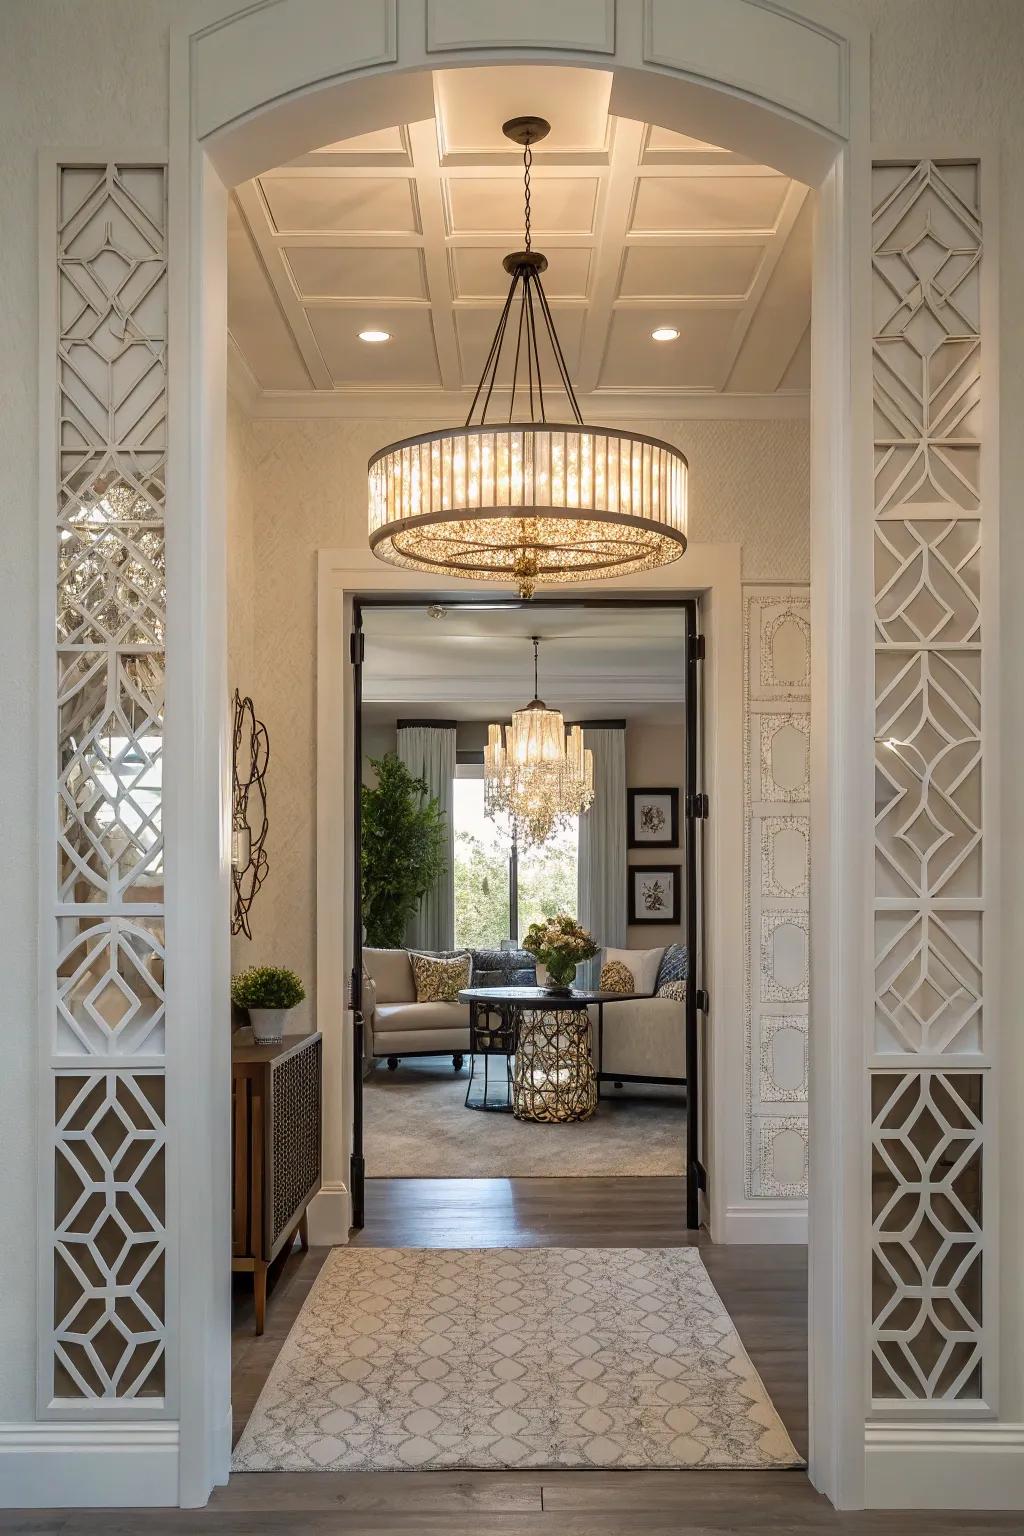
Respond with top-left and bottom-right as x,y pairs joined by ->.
249,1007 -> 290,1044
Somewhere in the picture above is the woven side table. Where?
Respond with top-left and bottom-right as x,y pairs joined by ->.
511,1003 -> 597,1122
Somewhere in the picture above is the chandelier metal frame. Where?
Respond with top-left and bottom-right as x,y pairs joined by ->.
368,115 -> 688,599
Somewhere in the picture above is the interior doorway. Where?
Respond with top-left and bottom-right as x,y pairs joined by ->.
349,597 -> 706,1229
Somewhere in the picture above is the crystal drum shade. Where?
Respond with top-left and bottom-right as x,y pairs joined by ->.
368,423 -> 687,598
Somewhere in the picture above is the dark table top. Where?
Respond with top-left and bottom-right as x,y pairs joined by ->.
459,986 -> 648,1006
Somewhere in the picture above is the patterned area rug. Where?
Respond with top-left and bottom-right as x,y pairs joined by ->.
232,1247 -> 802,1471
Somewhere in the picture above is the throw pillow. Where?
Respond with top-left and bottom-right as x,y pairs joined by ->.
657,979 -> 688,1002
410,951 -> 472,1003
656,942 -> 688,990
599,959 -> 637,992
599,945 -> 665,996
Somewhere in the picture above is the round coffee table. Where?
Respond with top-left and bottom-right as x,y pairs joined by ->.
459,986 -> 641,1124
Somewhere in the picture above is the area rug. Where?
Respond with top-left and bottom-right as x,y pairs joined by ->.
364,1060 -> 685,1177
232,1246 -> 802,1471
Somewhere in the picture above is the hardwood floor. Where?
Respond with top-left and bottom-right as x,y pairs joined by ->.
4,1178 -> 1018,1533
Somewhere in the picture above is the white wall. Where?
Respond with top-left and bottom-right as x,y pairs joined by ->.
4,0 -> 1024,1438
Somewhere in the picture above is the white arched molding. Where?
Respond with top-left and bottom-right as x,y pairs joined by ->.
865,153 -> 1003,1501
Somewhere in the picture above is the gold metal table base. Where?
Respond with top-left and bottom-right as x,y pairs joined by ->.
511,1004 -> 596,1123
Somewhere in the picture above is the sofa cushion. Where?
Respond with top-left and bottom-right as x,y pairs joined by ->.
363,947 -> 415,1003
600,945 -> 665,996
656,943 -> 688,989
374,1000 -> 469,1034
410,951 -> 472,1002
598,995 -> 685,1079
657,979 -> 687,1002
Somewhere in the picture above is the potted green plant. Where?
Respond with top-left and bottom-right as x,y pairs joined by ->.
361,752 -> 447,948
231,965 -> 306,1044
521,914 -> 599,996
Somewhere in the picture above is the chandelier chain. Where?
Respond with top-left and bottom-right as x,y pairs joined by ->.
523,142 -> 532,252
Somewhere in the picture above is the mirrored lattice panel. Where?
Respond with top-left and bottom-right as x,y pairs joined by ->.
871,1071 -> 983,1403
56,917 -> 165,1057
874,521 -> 980,645
53,1072 -> 165,1401
58,651 -> 164,904
875,909 -> 982,1055
58,460 -> 165,647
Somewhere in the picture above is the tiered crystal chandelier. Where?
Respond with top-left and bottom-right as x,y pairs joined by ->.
368,116 -> 688,599
484,637 -> 594,847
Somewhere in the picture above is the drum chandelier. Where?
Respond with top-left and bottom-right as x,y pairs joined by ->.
368,115 -> 688,600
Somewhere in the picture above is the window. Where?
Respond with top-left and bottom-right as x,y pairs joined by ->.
452,758 -> 579,948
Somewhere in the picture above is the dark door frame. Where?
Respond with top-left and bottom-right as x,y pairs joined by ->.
349,595 -> 706,1230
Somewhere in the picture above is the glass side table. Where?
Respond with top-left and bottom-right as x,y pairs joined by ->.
464,998 -> 517,1112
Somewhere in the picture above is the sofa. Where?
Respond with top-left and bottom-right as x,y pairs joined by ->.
591,943 -> 688,1086
362,946 -> 535,1068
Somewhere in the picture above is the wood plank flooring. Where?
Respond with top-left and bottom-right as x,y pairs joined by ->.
5,1178 -> 1019,1533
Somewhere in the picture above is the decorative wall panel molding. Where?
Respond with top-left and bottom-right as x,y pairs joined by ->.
44,162 -> 168,1414
743,585 -> 810,1200
870,158 -> 990,1409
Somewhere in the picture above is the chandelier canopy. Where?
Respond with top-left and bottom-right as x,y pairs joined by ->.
484,636 -> 594,847
368,116 -> 688,599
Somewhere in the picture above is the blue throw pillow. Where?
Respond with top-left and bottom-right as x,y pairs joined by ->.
656,943 -> 688,989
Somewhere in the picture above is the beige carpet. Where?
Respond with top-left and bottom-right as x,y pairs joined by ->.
363,1059 -> 685,1177
232,1246 -> 802,1471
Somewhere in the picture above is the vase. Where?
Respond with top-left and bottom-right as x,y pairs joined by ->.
541,958 -> 577,996
249,1007 -> 291,1044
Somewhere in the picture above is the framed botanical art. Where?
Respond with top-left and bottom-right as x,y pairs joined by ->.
627,787 -> 679,849
628,864 -> 682,924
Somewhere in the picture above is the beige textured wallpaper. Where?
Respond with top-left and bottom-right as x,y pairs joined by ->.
226,412 -> 809,1031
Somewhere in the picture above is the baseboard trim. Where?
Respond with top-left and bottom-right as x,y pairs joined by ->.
865,1422 -> 1024,1510
718,1201 -> 808,1243
0,1421 -> 179,1508
307,1180 -> 352,1246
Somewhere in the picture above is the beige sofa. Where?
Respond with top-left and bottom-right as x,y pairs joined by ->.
594,995 -> 686,1083
362,948 -> 470,1068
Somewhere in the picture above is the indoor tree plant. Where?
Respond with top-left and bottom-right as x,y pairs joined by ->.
521,914 -> 599,996
231,965 -> 306,1044
361,752 -> 447,949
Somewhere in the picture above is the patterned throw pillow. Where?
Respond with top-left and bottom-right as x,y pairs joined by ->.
655,943 -> 688,990
410,951 -> 472,1003
599,959 -> 636,992
657,979 -> 688,1002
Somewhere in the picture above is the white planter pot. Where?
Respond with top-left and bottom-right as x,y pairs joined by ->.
248,1007 -> 290,1044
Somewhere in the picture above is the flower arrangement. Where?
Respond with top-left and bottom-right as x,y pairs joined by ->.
521,914 -> 599,991
231,965 -> 306,1011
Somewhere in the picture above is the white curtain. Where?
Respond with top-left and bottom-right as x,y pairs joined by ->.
577,726 -> 627,986
396,724 -> 456,951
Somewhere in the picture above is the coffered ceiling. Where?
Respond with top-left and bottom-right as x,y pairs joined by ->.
227,66 -> 811,418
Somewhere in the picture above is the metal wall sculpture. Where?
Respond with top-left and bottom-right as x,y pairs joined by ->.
231,690 -> 270,940
47,162 -> 168,1410
743,587 -> 811,1200
870,158 -> 988,1406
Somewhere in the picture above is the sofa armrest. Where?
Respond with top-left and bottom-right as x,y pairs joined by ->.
360,973 -> 377,1049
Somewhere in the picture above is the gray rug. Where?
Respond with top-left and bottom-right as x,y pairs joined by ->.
363,1059 -> 685,1177
232,1246 -> 802,1471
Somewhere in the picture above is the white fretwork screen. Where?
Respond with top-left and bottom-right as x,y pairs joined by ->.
45,163 -> 168,1411
871,159 -> 988,1408
743,586 -> 810,1200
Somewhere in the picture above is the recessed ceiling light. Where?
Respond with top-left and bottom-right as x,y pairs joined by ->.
651,326 -> 680,343
358,329 -> 391,343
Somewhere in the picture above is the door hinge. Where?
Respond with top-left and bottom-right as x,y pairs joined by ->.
685,792 -> 709,819
695,987 -> 710,1013
349,628 -> 365,665
688,633 -> 705,662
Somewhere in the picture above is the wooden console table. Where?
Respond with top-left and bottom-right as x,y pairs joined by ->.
232,1029 -> 322,1334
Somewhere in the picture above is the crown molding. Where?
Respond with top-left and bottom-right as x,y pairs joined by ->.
225,379 -> 810,422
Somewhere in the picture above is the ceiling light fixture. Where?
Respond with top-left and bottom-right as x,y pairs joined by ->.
484,636 -> 594,846
367,115 -> 688,599
651,326 -> 680,342
359,329 -> 391,343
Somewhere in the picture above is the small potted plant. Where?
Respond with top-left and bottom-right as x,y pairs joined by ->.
231,965 -> 306,1044
521,915 -> 599,996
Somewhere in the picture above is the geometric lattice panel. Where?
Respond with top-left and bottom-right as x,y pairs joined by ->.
871,158 -> 988,1407
871,1072 -> 983,1403
45,162 -> 168,1414
270,1038 -> 322,1247
743,587 -> 810,1199
53,1073 -> 166,1400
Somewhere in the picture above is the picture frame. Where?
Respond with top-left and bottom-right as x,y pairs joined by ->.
627,787 -> 679,849
628,864 -> 682,924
